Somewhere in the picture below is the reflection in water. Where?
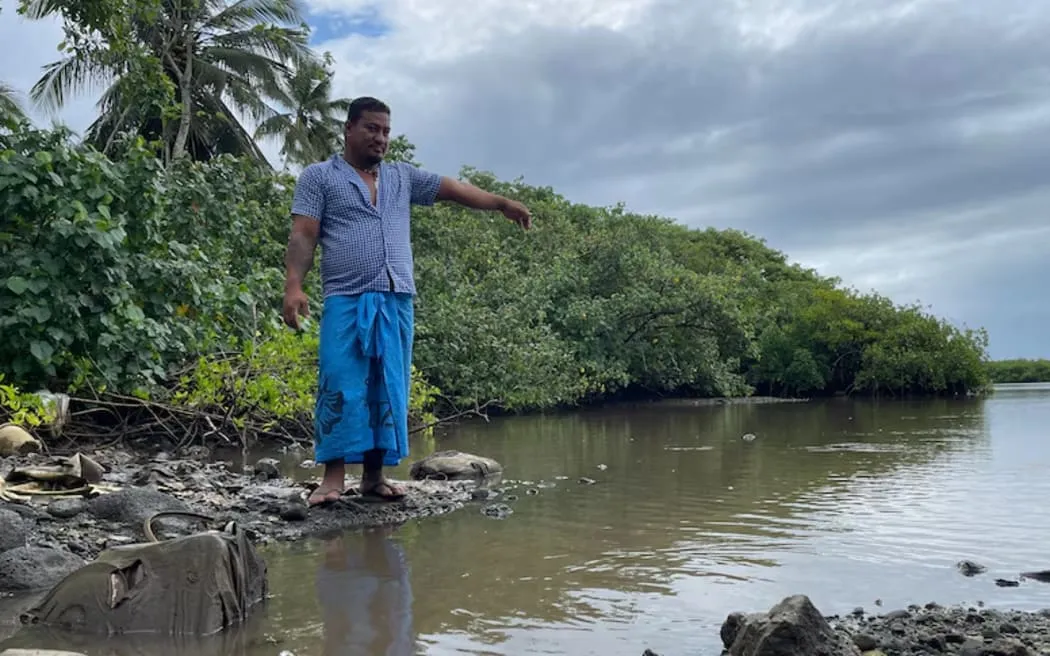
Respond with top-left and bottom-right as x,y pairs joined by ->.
318,528 -> 415,656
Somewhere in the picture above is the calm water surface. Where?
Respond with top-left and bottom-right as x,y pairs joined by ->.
5,384 -> 1050,655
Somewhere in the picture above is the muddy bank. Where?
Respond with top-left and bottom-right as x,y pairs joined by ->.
640,594 -> 1050,656
0,446 -> 513,592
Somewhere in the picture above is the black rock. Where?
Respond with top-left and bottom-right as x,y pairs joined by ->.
852,633 -> 878,651
0,546 -> 84,591
0,508 -> 27,553
48,498 -> 88,519
279,503 -> 308,522
253,457 -> 281,481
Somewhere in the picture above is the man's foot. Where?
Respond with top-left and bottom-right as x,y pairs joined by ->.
309,460 -> 348,508
356,478 -> 406,503
308,484 -> 343,507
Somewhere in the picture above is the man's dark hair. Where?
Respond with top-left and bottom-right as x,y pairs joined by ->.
347,96 -> 391,124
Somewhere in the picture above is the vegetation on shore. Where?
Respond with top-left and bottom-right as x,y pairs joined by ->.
0,0 -> 991,444
985,359 -> 1050,384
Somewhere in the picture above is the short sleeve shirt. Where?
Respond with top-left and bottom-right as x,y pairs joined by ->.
290,154 -> 441,298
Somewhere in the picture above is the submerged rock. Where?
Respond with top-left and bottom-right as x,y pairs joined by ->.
252,457 -> 281,481
958,560 -> 987,576
410,451 -> 502,481
480,503 -> 513,520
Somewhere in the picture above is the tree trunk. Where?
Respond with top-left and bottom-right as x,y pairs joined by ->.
171,38 -> 194,161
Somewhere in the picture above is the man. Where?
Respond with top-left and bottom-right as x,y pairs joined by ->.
282,97 -> 531,507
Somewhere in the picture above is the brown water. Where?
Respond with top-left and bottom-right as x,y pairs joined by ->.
5,383 -> 1050,655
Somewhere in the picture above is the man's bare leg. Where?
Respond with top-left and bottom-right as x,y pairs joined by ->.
309,458 -> 346,506
360,448 -> 405,499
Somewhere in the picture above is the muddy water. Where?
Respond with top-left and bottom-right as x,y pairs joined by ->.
11,384 -> 1050,655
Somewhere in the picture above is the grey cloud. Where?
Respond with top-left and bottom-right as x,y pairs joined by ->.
357,0 -> 1050,356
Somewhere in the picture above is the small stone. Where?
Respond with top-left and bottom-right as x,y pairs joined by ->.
884,609 -> 910,620
47,498 -> 87,519
253,458 -> 281,481
851,607 -> 865,617
853,633 -> 879,651
980,638 -> 1032,656
278,504 -> 307,522
480,503 -> 513,520
959,639 -> 984,656
995,578 -> 1020,587
1001,623 -> 1020,634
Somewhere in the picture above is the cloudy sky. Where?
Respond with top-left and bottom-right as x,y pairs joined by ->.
2,0 -> 1047,359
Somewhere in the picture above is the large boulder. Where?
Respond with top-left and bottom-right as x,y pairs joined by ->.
0,547 -> 85,592
409,451 -> 502,481
721,595 -> 861,656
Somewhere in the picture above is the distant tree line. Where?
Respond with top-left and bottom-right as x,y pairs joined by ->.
985,359 -> 1050,384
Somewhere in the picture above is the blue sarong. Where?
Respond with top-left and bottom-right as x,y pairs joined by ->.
313,292 -> 414,467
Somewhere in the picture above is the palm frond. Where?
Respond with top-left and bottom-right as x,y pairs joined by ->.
0,82 -> 27,121
30,53 -> 114,112
204,0 -> 304,32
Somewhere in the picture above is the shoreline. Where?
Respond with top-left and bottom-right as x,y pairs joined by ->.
0,444 -> 504,594
640,594 -> 1050,656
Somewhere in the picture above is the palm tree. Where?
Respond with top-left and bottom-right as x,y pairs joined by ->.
24,0 -> 312,164
0,83 -> 26,123
254,56 -> 350,167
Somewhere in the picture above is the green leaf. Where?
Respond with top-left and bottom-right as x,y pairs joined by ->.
30,340 -> 54,364
126,305 -> 145,322
23,306 -> 53,323
5,276 -> 29,294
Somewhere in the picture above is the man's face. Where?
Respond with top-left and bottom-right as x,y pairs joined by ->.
345,110 -> 390,165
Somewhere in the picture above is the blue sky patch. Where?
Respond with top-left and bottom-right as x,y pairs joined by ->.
307,5 -> 390,44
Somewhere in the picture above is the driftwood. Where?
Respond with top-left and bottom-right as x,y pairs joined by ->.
30,393 -> 499,454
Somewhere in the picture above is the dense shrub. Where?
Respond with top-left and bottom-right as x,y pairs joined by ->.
0,122 -> 992,433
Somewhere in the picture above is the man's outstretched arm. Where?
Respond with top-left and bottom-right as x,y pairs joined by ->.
436,176 -> 532,229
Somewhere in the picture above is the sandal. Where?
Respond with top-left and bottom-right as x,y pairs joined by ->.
354,480 -> 406,503
308,485 -> 343,507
